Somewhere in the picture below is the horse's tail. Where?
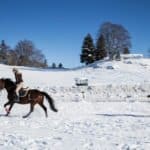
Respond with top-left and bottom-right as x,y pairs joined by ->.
40,91 -> 58,112
148,95 -> 150,98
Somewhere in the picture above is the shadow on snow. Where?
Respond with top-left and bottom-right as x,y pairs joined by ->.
96,113 -> 150,118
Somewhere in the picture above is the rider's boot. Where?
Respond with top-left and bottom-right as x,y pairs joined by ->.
14,93 -> 20,102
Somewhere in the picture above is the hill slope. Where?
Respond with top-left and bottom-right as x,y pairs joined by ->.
0,58 -> 150,149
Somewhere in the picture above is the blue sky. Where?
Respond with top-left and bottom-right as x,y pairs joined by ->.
0,0 -> 150,67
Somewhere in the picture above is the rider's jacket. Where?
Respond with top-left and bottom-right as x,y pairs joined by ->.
14,72 -> 23,84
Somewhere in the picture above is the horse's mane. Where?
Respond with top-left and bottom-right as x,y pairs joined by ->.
3,78 -> 16,86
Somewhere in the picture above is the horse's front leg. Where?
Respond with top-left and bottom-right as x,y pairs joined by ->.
4,101 -> 11,108
5,103 -> 14,116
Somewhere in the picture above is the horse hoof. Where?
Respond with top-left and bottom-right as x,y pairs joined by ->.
5,108 -> 10,113
22,116 -> 27,118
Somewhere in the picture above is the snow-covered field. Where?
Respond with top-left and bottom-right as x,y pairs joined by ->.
0,57 -> 150,149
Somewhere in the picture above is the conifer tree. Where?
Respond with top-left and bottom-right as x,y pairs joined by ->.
95,34 -> 107,60
123,47 -> 130,54
58,63 -> 63,68
0,40 -> 10,64
80,34 -> 95,65
52,62 -> 56,69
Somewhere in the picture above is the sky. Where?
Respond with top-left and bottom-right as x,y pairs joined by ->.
0,0 -> 150,68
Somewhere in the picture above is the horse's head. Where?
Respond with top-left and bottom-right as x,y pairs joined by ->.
0,78 -> 5,90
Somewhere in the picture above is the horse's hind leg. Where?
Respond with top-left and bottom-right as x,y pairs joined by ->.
39,103 -> 48,117
23,103 -> 34,118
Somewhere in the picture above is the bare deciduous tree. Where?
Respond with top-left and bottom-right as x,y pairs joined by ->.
15,40 -> 47,67
98,22 -> 131,60
7,50 -> 18,65
31,49 -> 47,67
15,40 -> 34,65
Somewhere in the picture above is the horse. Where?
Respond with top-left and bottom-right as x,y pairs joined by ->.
0,78 -> 58,118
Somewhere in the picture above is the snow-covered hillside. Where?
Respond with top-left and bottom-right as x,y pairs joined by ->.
0,58 -> 150,149
0,58 -> 149,101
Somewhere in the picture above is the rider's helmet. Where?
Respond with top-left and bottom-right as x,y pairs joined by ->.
12,67 -> 18,73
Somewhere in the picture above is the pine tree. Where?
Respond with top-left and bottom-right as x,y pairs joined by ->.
58,63 -> 63,68
52,62 -> 56,69
95,34 -> 107,60
123,47 -> 130,54
0,40 -> 10,64
80,34 -> 95,65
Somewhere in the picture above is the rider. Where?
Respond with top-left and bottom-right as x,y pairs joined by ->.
12,68 -> 24,102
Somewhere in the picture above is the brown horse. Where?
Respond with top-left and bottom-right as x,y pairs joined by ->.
0,78 -> 58,118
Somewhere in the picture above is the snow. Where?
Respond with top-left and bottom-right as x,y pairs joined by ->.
121,54 -> 144,59
0,57 -> 150,149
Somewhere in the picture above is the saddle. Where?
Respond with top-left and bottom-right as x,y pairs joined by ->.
19,87 -> 29,97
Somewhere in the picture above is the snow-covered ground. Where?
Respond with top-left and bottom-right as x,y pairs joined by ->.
0,57 -> 150,149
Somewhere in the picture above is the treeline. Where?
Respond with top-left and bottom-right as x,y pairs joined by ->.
0,40 -> 48,68
80,22 -> 131,65
50,62 -> 64,69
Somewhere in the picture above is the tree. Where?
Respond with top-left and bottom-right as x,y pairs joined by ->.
98,22 -> 131,60
95,34 -> 107,60
58,63 -> 63,68
7,50 -> 18,65
80,34 -> 95,65
31,49 -> 47,67
15,40 -> 47,67
0,40 -> 10,64
15,40 -> 34,66
43,59 -> 48,68
148,49 -> 150,58
123,47 -> 130,54
52,63 -> 56,69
